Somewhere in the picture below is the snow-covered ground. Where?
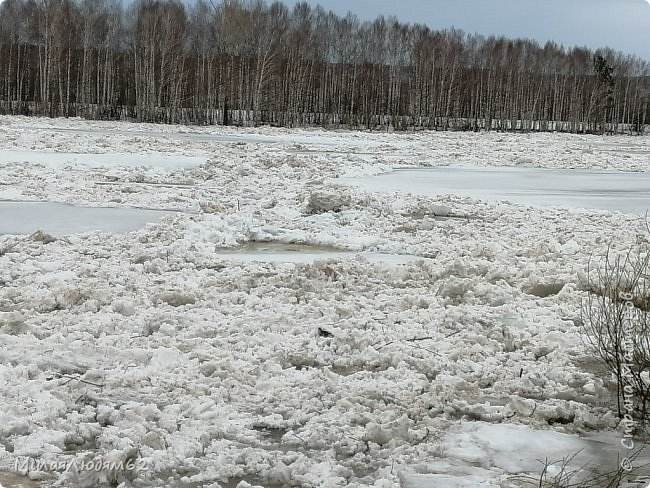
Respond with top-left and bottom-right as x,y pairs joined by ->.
0,116 -> 649,487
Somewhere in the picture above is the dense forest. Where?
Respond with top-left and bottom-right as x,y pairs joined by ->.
0,0 -> 649,132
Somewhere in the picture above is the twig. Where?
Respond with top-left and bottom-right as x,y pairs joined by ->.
406,336 -> 435,342
411,427 -> 433,446
56,373 -> 105,388
376,335 -> 442,357
404,342 -> 442,356
377,336 -> 434,350
291,434 -> 308,446
0,230 -> 51,256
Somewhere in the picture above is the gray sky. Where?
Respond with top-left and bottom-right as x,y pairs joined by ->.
287,0 -> 650,62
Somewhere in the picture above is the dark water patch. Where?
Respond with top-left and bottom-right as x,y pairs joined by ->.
523,282 -> 566,298
0,472 -> 44,488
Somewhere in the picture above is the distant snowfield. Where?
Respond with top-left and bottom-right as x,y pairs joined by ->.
0,115 -> 649,487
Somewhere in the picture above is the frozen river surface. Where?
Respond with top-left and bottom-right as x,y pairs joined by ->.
4,117 -> 650,487
0,201 -> 172,236
342,166 -> 650,215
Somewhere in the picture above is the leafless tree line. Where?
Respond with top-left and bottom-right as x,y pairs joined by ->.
0,0 -> 649,132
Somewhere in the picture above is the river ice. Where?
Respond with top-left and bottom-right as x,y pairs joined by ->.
0,116 -> 648,487
341,166 -> 650,215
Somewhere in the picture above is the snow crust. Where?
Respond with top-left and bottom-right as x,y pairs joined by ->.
0,115 -> 649,487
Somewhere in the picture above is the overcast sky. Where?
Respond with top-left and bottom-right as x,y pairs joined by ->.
286,0 -> 650,62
